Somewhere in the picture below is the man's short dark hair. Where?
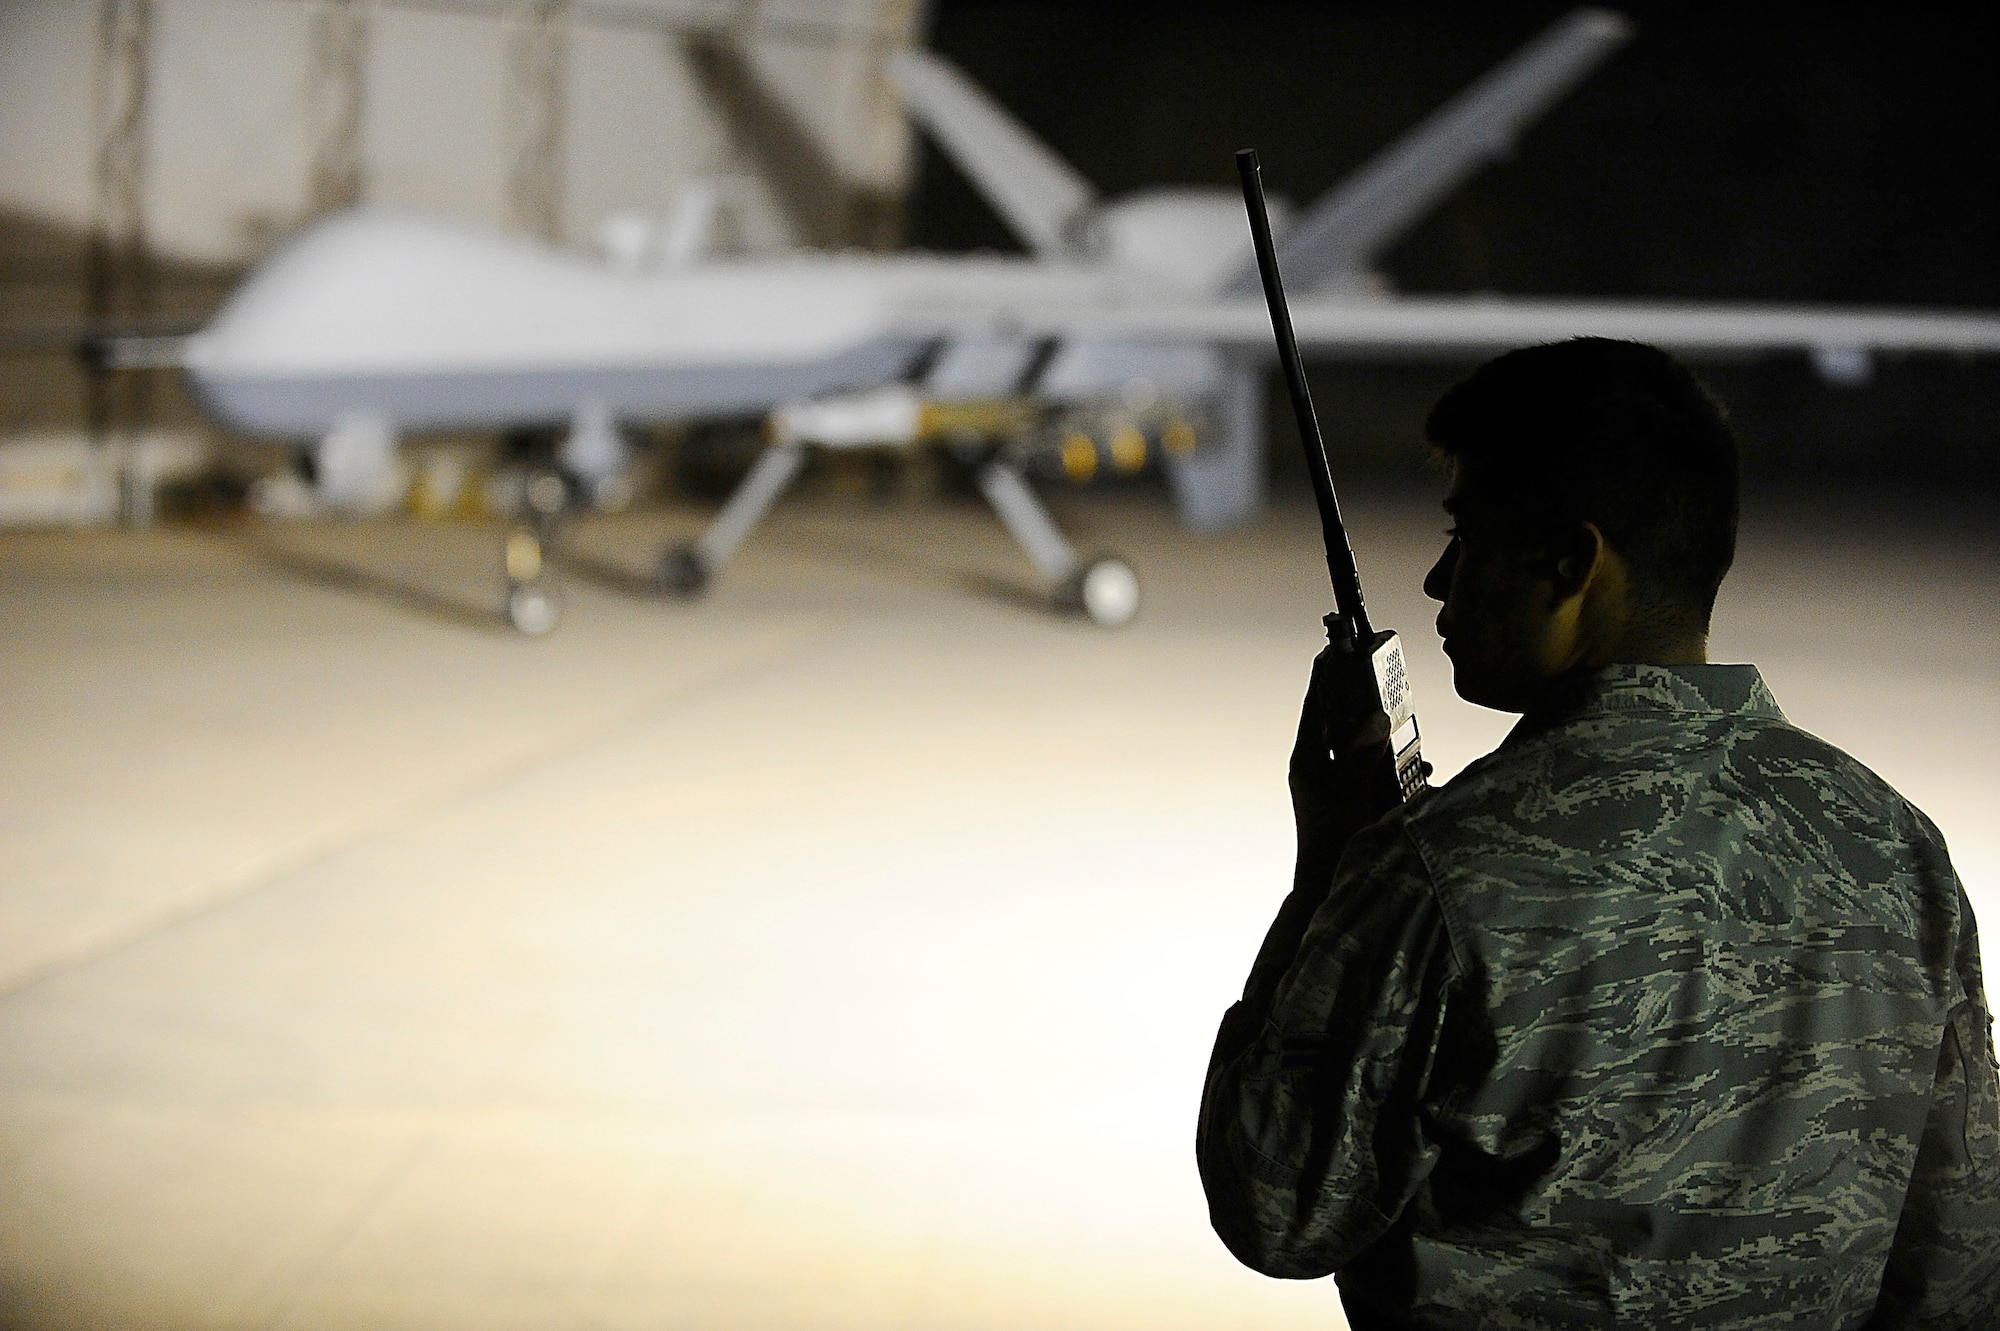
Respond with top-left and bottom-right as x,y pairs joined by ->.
1426,338 -> 1741,633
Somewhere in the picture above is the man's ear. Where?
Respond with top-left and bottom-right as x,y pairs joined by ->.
1548,523 -> 1604,596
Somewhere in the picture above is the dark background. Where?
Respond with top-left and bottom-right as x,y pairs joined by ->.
906,2 -> 2000,489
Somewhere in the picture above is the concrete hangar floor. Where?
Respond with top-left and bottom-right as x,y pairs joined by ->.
1,484 -> 1995,1330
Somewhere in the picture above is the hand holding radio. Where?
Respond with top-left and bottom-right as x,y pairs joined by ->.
1289,628 -> 1403,876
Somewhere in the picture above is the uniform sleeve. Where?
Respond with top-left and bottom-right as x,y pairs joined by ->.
1196,816 -> 1458,1278
1874,871 -> 2000,1323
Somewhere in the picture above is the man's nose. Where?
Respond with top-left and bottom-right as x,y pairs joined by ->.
1423,539 -> 1458,603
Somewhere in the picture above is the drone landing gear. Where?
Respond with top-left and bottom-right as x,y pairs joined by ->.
1055,557 -> 1142,628
501,468 -> 570,635
657,541 -> 709,598
505,576 -> 561,636
975,456 -> 1139,626
657,440 -> 804,601
656,441 -> 1138,625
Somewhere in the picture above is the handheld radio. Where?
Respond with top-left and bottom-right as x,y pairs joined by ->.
1236,148 -> 1427,806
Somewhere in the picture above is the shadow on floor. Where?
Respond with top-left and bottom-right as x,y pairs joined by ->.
558,548 -> 665,600
750,526 -> 1061,618
233,534 -> 508,633
955,570 -> 1063,617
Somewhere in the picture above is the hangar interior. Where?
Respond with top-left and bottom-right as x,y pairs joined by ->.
2,4 -> 1999,1329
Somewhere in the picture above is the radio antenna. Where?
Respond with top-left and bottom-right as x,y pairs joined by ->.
1235,148 -> 1371,643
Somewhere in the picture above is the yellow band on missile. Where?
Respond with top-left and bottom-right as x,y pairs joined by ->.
1061,432 -> 1098,482
1110,424 -> 1147,473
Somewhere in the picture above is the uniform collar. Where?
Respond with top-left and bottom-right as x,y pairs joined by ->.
1507,663 -> 1784,744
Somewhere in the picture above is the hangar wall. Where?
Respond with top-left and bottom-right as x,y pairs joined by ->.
0,0 -> 926,495
0,0 -> 923,262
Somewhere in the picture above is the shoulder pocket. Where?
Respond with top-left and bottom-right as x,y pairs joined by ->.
1948,1000 -> 1999,1171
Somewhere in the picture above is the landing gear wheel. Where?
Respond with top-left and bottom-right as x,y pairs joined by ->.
1059,556 -> 1140,627
506,582 -> 561,636
658,542 -> 711,598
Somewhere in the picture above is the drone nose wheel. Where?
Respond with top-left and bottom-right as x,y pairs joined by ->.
1058,556 -> 1140,627
502,524 -> 561,635
506,582 -> 561,636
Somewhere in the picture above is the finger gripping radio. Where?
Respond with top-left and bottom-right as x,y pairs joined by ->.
1237,148 -> 1427,806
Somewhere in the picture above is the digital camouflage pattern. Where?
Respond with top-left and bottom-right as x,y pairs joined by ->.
1199,664 -> 2000,1328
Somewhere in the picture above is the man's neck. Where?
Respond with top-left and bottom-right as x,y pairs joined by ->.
1585,604 -> 1710,671
1607,627 -> 1709,667
1527,635 -> 1710,714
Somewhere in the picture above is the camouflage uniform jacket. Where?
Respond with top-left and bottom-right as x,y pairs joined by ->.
1198,664 -> 2000,1328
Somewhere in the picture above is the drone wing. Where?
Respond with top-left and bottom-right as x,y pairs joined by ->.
1227,8 -> 1631,294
